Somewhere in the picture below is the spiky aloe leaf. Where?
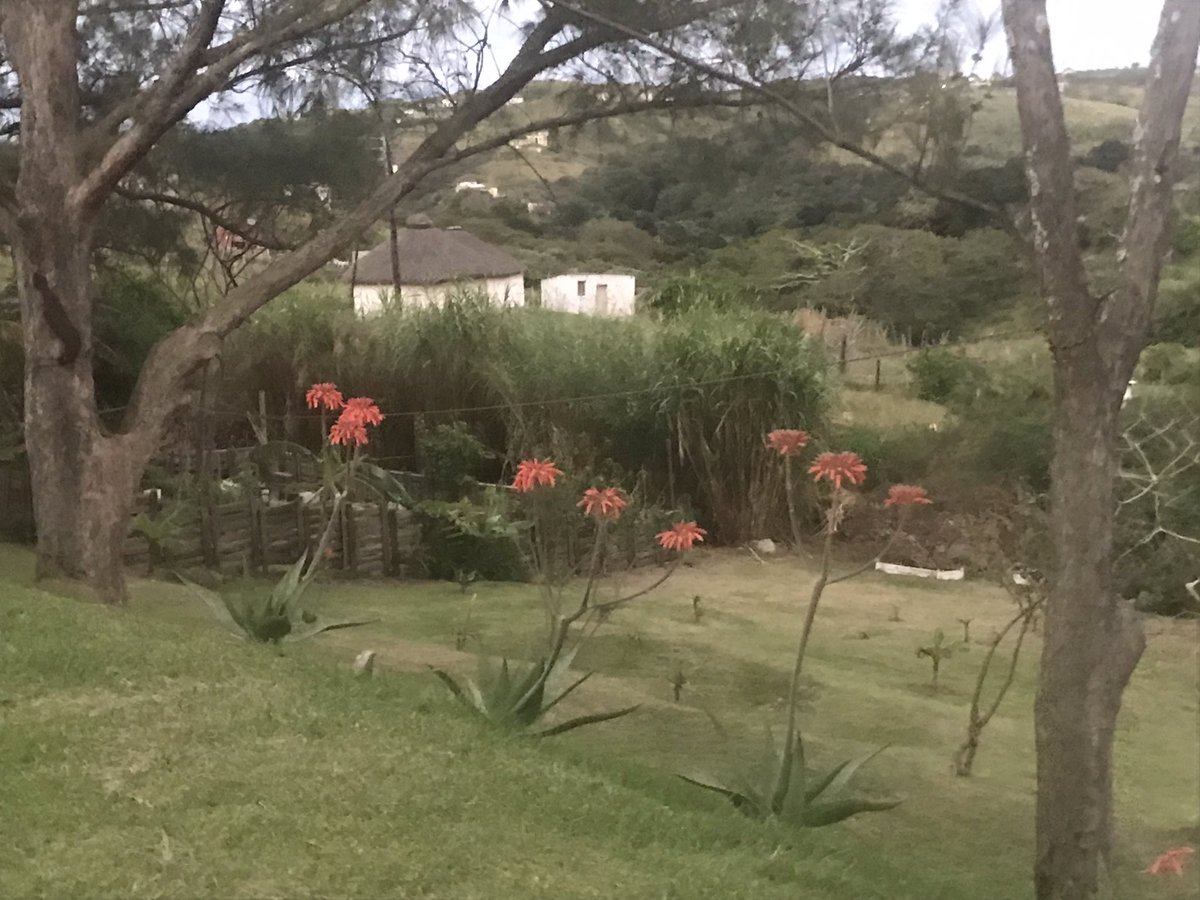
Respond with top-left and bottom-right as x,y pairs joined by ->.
177,574 -> 249,639
540,646 -> 581,700
799,796 -> 903,827
676,773 -> 766,818
431,668 -> 488,717
537,704 -> 640,738
803,758 -> 852,804
270,554 -> 311,619
540,671 -> 593,717
354,462 -> 416,505
819,745 -> 891,801
282,617 -> 377,643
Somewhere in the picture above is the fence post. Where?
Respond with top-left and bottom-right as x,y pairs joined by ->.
342,501 -> 358,575
839,335 -> 848,374
294,498 -> 308,561
380,500 -> 396,576
874,359 -> 883,392
249,494 -> 266,574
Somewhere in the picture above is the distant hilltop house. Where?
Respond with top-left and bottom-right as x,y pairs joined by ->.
347,214 -> 525,314
455,180 -> 500,197
510,130 -> 549,150
540,273 -> 636,317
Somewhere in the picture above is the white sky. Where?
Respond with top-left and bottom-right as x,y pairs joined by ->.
898,0 -> 1162,73
197,1 -> 1167,126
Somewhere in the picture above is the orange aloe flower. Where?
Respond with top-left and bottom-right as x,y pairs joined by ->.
342,396 -> 383,427
329,416 -> 369,447
809,451 -> 868,489
766,429 -> 810,457
1146,847 -> 1194,876
884,484 -> 933,508
512,458 -> 562,492
305,382 -> 345,411
328,396 -> 382,447
656,521 -> 707,552
578,487 -> 627,521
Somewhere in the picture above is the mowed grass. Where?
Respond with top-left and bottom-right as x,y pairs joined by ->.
1,543 -> 1198,899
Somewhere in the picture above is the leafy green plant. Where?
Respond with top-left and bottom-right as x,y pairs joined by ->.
678,434 -> 926,826
916,629 -> 957,690
130,504 -> 188,574
185,380 -> 384,645
906,347 -> 990,405
432,647 -> 638,738
417,488 -> 529,582
680,731 -> 899,827
181,548 -> 373,645
454,592 -> 480,651
416,418 -> 496,499
433,461 -> 700,736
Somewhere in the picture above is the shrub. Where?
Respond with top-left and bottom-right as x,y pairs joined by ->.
907,347 -> 991,405
416,419 -> 495,499
1138,343 -> 1197,385
1151,271 -> 1200,346
654,308 -> 830,542
1170,214 -> 1200,258
416,490 -> 529,582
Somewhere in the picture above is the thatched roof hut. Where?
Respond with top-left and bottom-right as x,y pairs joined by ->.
348,214 -> 522,286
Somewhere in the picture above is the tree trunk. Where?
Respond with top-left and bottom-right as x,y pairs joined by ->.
7,0 -> 148,603
1035,364 -> 1144,899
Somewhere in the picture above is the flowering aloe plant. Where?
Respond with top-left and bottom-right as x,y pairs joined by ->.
677,431 -> 930,826
184,382 -> 383,644
432,459 -> 703,735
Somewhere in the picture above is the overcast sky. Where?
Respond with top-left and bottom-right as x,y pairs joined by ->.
898,0 -> 1161,73
198,1 -> 1166,126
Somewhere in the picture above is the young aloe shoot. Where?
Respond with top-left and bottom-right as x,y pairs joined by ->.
917,629 -> 956,690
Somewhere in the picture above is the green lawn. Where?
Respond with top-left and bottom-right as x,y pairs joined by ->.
1,543 -> 1197,899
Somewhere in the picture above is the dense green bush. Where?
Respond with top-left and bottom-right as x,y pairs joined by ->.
906,348 -> 991,405
1169,214 -> 1200,258
1150,270 -> 1200,346
219,290 -> 829,545
416,419 -> 495,500
1138,343 -> 1197,385
415,489 -> 529,582
799,225 -> 1032,340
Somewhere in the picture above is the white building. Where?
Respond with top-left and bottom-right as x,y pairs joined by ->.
511,130 -> 549,150
455,180 -> 500,197
347,215 -> 525,314
540,274 -> 636,317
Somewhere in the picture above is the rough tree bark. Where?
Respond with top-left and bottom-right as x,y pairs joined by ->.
4,1 -> 153,598
1000,1 -> 1200,897
1,0 -> 741,602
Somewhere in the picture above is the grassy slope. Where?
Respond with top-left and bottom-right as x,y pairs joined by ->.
2,543 -> 1197,899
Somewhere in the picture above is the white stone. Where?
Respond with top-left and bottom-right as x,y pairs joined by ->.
353,650 -> 377,676
750,539 -> 777,555
875,561 -> 965,581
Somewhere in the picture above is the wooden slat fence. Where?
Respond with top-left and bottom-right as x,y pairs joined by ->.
124,496 -> 420,577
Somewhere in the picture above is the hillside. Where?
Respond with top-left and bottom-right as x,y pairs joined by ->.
2,543 -> 1197,899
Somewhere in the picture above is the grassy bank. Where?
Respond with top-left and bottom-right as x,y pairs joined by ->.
1,544 -> 1196,898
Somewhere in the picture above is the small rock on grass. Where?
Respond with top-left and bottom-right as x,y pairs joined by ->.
353,650 -> 377,676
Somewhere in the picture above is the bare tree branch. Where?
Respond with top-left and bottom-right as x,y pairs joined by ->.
73,0 -> 380,215
71,0 -> 227,216
113,184 -> 295,251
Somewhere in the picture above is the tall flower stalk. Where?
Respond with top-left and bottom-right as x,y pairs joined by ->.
767,429 -> 810,553
435,464 -> 704,736
772,445 -> 929,816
